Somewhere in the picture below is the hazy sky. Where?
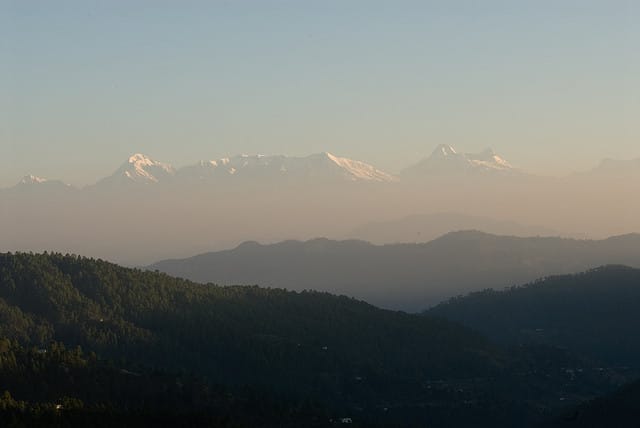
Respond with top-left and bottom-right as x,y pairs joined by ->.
2,1 -> 638,186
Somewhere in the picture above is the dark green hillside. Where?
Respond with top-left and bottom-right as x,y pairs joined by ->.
0,252 -> 498,384
0,252 -> 506,426
545,379 -> 640,427
429,265 -> 640,366
0,339 -> 334,428
0,253 -> 630,427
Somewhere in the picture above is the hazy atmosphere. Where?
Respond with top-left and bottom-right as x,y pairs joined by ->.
2,2 -> 640,427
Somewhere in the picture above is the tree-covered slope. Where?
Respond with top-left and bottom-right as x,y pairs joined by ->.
544,379 -> 640,428
429,265 -> 640,366
0,253 -> 631,427
0,252 -> 500,384
0,338 -> 337,428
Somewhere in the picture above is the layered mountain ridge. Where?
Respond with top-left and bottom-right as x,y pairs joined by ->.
149,231 -> 640,311
4,146 -> 640,266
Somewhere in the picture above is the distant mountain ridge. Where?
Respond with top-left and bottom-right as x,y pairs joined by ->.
9,151 -> 398,190
6,146 -> 640,190
172,152 -> 397,184
3,145 -> 519,189
581,157 -> 640,177
149,231 -> 640,312
4,147 -> 640,266
349,212 -> 559,244
5,175 -> 76,194
401,144 -> 520,178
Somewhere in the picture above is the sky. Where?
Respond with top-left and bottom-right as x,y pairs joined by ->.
1,0 -> 638,187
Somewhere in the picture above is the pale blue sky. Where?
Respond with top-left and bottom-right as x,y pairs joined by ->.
2,1 -> 638,186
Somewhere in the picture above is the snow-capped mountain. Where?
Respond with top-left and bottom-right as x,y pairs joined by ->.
19,174 -> 49,185
10,175 -> 74,192
319,152 -> 397,182
401,144 -> 518,178
175,154 -> 290,183
6,147 -> 530,192
177,152 -> 396,183
96,153 -> 176,186
61,151 -> 397,191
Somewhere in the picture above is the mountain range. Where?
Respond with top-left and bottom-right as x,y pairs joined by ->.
3,145 -> 640,265
5,144 -> 640,190
6,151 -> 401,191
92,152 -> 397,188
0,144 -> 533,190
348,212 -> 559,244
149,231 -> 640,311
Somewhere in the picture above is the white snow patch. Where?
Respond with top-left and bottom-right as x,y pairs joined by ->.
20,174 -> 48,184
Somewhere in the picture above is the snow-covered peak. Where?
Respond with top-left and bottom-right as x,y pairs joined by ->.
402,145 -> 518,178
466,148 -> 512,170
122,153 -> 174,183
11,174 -> 74,192
431,144 -> 458,157
323,152 -> 397,182
97,154 -> 176,186
128,153 -> 157,166
19,174 -> 48,185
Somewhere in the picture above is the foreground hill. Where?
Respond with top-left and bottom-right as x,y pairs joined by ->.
0,340 -> 305,428
546,379 -> 640,428
0,252 -> 496,385
429,265 -> 640,366
150,231 -> 640,311
0,253 -> 627,426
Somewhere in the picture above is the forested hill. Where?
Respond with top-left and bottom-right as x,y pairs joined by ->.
547,379 -> 640,428
429,265 -> 640,366
0,253 -> 633,427
0,251 -> 511,427
0,252 -> 499,383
